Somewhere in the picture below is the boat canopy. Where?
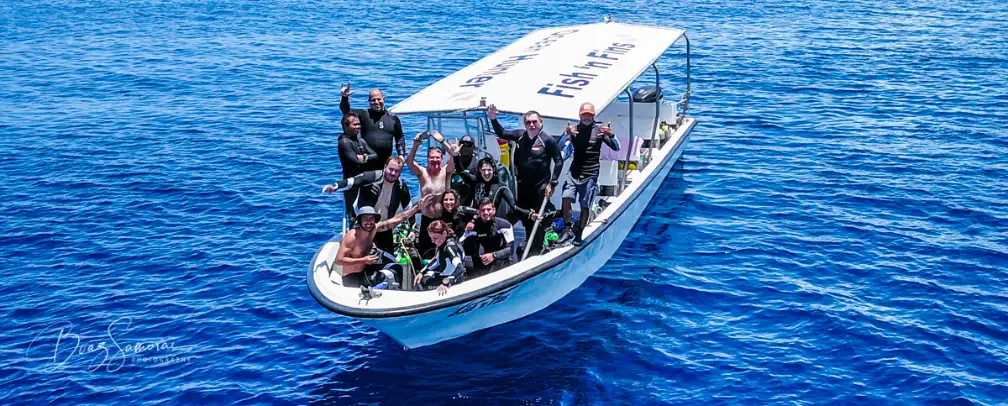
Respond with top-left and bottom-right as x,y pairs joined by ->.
389,22 -> 686,121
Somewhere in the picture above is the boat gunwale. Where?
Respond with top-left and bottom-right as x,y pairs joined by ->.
306,118 -> 695,319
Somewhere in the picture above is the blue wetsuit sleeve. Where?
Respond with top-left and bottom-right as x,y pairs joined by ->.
603,132 -> 620,151
545,136 -> 563,186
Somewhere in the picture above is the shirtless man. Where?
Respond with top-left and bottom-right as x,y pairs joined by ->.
406,130 -> 456,258
335,196 -> 433,287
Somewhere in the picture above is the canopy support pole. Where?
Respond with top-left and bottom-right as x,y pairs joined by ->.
619,88 -> 634,194
646,63 -> 661,168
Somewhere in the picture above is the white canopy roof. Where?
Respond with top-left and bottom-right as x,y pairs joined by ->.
389,22 -> 685,121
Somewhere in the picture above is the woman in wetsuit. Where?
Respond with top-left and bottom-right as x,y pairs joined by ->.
406,130 -> 456,258
413,220 -> 466,295
461,157 -> 532,224
440,189 -> 477,237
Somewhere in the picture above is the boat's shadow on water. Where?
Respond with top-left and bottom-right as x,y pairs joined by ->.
308,322 -> 609,405
308,162 -> 695,405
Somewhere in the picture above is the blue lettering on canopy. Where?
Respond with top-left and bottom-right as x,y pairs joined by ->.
458,29 -> 580,89
538,42 -> 637,100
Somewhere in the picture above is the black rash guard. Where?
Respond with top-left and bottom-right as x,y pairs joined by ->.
340,95 -> 406,171
569,122 -> 620,179
491,119 -> 563,190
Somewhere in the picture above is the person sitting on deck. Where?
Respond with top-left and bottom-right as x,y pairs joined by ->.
413,220 -> 466,295
406,130 -> 457,259
440,189 -> 477,237
322,156 -> 412,253
334,197 -> 432,289
558,102 -> 620,246
462,197 -> 515,278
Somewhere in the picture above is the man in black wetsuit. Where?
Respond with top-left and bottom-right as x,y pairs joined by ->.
323,156 -> 413,253
560,102 -> 620,246
336,112 -> 377,216
462,197 -> 515,278
487,104 -> 563,257
340,81 -> 406,172
450,134 -> 480,204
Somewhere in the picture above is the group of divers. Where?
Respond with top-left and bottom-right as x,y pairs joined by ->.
325,82 -> 621,295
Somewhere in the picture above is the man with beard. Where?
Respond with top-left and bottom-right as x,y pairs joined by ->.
323,156 -> 413,253
559,102 -> 620,246
334,196 -> 433,288
339,81 -> 406,172
462,197 -> 515,278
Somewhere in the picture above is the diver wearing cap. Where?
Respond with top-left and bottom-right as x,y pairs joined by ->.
334,195 -> 433,288
450,134 -> 480,204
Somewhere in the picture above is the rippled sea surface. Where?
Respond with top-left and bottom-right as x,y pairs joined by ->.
3,0 -> 1007,404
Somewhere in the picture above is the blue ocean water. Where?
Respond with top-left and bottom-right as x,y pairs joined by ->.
2,0 -> 1007,404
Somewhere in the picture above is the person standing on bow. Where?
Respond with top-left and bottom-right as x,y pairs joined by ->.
559,102 -> 620,246
487,104 -> 563,257
324,156 -> 413,253
339,81 -> 406,172
336,112 -> 377,216
406,130 -> 456,258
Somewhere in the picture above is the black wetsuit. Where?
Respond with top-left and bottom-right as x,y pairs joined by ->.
451,154 -> 479,204
340,95 -> 406,172
331,169 -> 413,252
491,119 -> 563,255
337,133 -> 376,216
337,133 -> 377,179
461,173 -> 526,222
463,217 -> 514,277
440,206 -> 477,237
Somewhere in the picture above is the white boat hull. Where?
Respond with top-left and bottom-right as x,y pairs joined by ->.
308,118 -> 696,349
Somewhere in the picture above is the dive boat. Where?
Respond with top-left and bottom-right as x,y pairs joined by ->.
308,19 -> 697,349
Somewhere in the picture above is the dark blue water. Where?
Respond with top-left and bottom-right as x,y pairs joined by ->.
3,0 -> 1007,404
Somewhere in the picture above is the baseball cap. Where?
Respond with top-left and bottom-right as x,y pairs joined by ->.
579,102 -> 596,116
459,135 -> 476,145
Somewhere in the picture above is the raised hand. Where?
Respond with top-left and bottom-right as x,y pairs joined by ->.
566,121 -> 577,135
600,121 -> 613,136
465,222 -> 474,232
487,104 -> 498,120
431,131 -> 445,143
420,193 -> 437,207
414,132 -> 426,142
340,81 -> 354,97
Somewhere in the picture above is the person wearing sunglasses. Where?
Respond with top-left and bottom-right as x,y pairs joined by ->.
339,81 -> 406,172
486,103 -> 563,257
